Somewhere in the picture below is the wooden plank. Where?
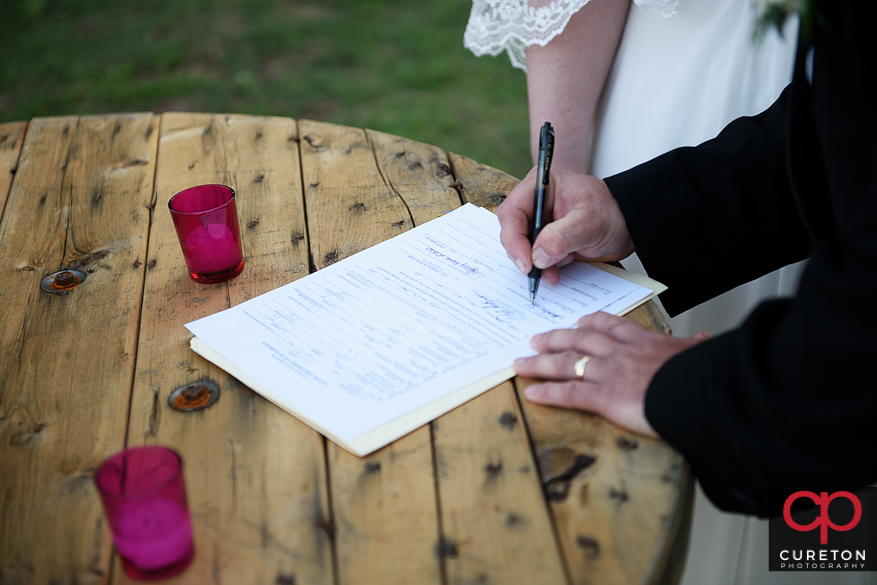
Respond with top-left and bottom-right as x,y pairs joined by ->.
0,121 -> 27,221
298,120 -> 442,585
365,128 -> 459,224
447,152 -> 520,214
327,428 -> 441,585
512,388 -> 692,585
299,120 -> 413,265
0,114 -> 158,584
122,113 -> 333,585
432,381 -> 569,585
368,131 -> 568,583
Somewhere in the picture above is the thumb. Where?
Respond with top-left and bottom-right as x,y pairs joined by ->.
531,207 -> 598,269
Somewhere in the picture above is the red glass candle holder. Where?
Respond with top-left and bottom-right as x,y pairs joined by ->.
95,446 -> 195,581
168,184 -> 245,284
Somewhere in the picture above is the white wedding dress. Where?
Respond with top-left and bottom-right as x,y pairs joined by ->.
464,2 -> 849,585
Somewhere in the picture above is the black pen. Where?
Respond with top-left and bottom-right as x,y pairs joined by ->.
529,122 -> 555,305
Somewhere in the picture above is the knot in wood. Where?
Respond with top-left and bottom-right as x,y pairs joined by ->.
541,451 -> 596,484
542,453 -> 596,502
485,461 -> 503,476
488,192 -> 507,206
303,135 -> 327,152
498,411 -> 517,429
70,249 -> 109,270
316,518 -> 335,538
10,422 -> 47,446
576,535 -> 600,557
616,436 -> 638,451
609,487 -> 629,504
438,537 -> 458,558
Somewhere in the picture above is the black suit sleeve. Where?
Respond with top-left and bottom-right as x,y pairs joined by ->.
605,86 -> 812,317
603,0 -> 877,516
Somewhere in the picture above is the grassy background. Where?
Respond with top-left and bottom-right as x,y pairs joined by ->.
0,0 -> 531,179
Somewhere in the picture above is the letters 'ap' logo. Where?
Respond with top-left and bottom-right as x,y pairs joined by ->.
783,491 -> 862,544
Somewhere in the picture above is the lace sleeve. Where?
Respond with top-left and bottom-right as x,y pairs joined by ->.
463,0 -> 679,71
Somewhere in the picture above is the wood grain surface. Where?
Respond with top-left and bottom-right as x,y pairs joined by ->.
0,114 -> 691,585
0,121 -> 27,220
0,114 -> 157,585
123,113 -> 333,585
299,120 -> 444,585
432,380 -> 569,585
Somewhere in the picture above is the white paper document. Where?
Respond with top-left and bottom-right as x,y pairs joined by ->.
186,204 -> 665,456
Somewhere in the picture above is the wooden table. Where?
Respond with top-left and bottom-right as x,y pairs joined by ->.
0,114 -> 693,585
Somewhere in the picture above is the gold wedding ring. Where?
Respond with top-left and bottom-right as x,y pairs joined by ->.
574,355 -> 592,379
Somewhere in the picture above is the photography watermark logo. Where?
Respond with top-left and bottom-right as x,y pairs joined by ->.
770,488 -> 877,571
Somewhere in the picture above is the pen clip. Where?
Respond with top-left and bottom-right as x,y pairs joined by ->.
538,122 -> 554,186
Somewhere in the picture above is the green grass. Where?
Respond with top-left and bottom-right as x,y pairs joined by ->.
0,0 -> 531,178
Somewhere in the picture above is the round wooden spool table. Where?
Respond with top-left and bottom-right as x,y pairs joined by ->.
0,114 -> 692,585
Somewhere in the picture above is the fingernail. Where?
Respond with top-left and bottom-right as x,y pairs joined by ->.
532,247 -> 551,269
525,386 -> 539,399
529,333 -> 541,346
515,258 -> 528,274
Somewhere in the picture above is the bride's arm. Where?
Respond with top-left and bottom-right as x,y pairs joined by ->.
525,0 -> 630,174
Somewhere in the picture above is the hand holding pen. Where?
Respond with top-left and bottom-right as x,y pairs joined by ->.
529,122 -> 555,304
496,129 -> 635,297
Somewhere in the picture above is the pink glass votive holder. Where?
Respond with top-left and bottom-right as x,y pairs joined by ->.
168,184 -> 245,284
95,446 -> 195,581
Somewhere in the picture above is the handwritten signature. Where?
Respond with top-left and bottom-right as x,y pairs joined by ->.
424,246 -> 480,276
471,291 -> 523,323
